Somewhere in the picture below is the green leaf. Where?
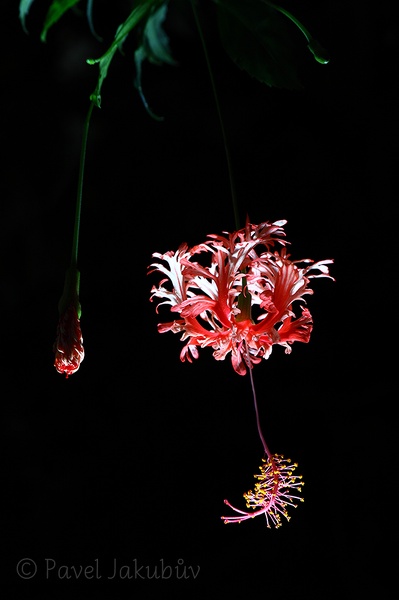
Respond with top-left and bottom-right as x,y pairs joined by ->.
41,0 -> 81,43
215,0 -> 303,90
134,46 -> 165,121
140,2 -> 177,66
19,0 -> 36,33
134,2 -> 177,120
87,0 -> 164,108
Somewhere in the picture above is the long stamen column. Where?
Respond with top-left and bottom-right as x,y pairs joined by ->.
221,342 -> 304,527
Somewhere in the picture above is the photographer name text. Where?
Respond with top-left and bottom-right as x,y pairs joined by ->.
16,557 -> 200,581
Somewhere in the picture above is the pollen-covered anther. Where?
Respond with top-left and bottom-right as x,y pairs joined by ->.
221,454 -> 304,527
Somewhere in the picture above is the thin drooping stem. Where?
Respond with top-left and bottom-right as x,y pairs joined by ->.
71,100 -> 95,266
191,2 -> 270,457
245,342 -> 272,459
190,0 -> 241,230
192,2 -> 268,455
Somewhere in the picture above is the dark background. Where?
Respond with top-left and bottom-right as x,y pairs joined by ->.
2,0 -> 396,597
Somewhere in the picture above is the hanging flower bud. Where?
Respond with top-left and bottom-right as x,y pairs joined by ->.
53,266 -> 84,378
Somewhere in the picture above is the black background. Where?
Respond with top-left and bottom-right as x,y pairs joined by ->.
2,0 -> 397,597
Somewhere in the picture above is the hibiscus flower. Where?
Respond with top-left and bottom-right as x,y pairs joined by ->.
149,220 -> 333,375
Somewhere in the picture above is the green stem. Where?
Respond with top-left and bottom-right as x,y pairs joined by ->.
71,100 -> 95,266
190,0 -> 241,230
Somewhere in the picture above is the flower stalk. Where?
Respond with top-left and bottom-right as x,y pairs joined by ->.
190,0 -> 241,230
71,100 -> 95,266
